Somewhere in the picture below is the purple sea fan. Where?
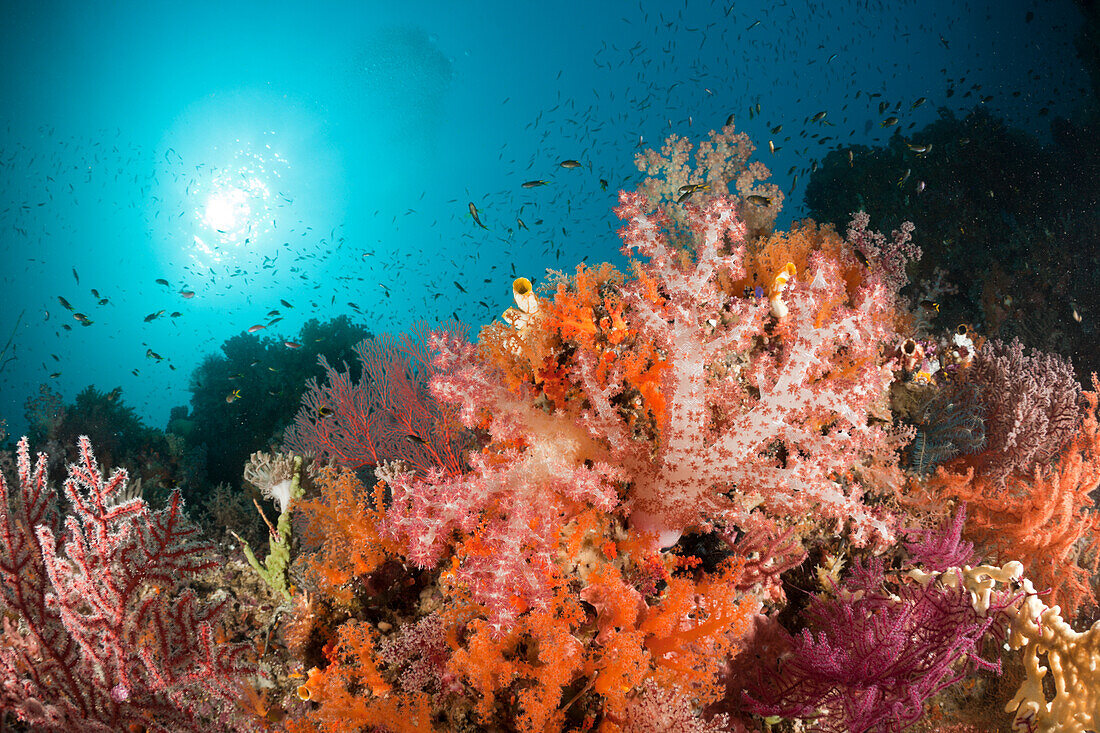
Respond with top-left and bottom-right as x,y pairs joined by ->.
741,552 -> 1013,732
970,337 -> 1081,481
903,504 -> 977,572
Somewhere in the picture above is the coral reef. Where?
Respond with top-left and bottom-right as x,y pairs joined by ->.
3,123 -> 1100,733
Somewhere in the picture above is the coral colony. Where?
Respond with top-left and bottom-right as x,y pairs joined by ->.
3,123 -> 1100,732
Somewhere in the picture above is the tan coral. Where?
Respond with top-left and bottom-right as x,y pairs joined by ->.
243,450 -> 299,513
1004,571 -> 1100,733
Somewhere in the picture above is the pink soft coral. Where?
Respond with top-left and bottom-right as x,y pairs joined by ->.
382,333 -> 624,631
577,191 -> 898,547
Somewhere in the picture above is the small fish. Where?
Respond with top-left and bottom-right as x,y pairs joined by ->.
468,202 -> 487,229
283,341 -> 301,349
169,311 -> 182,318
97,298 -> 109,306
897,168 -> 911,186
267,309 -> 280,317
768,140 -> 778,154
770,124 -> 783,134
49,371 -> 61,379
559,159 -> 581,168
225,389 -> 242,404
919,300 -> 939,313
744,194 -> 772,207
406,433 -> 427,445
453,281 -> 467,294
911,97 -> 927,109
57,295 -> 73,311
145,348 -> 163,360
73,313 -> 91,324
676,183 -> 710,203
91,288 -> 100,298
811,111 -> 827,123
144,310 -> 164,322
848,149 -> 854,167
599,178 -> 608,190
155,278 -> 170,287
317,406 -> 334,418
280,299 -> 293,308
1072,303 -> 1082,323
106,387 -> 122,402
180,290 -> 195,299
72,267 -> 79,284
881,116 -> 899,127
916,180 -> 926,194
853,249 -> 869,267
746,19 -> 760,30
907,142 -> 931,154
522,180 -> 549,188
517,218 -> 528,230
248,324 -> 265,333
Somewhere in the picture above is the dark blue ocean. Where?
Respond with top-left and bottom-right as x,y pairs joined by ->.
0,0 -> 1088,441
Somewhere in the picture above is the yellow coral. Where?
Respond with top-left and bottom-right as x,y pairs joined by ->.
1005,570 -> 1100,733
912,560 -> 1100,732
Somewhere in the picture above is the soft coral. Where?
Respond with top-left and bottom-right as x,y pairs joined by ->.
574,192 -> 899,547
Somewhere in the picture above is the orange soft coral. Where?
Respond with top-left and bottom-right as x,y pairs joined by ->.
921,376 -> 1100,620
448,587 -> 586,732
287,621 -> 436,733
727,219 -> 864,298
638,559 -> 757,706
579,556 -> 757,725
295,468 -> 398,606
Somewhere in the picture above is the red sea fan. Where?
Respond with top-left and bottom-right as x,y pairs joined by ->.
0,437 -> 257,732
283,323 -> 469,478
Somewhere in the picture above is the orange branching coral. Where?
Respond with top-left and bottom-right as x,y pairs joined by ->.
726,219 -> 864,301
295,468 -> 398,606
639,559 -> 756,706
287,621 -> 435,733
580,557 -> 758,725
536,262 -> 669,427
923,377 -> 1100,619
543,263 -> 624,346
448,586 -> 586,732
589,627 -> 651,720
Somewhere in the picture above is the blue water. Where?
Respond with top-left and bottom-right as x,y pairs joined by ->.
0,0 -> 1086,437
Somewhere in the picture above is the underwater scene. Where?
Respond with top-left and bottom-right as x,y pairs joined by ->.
1,0 -> 1099,731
